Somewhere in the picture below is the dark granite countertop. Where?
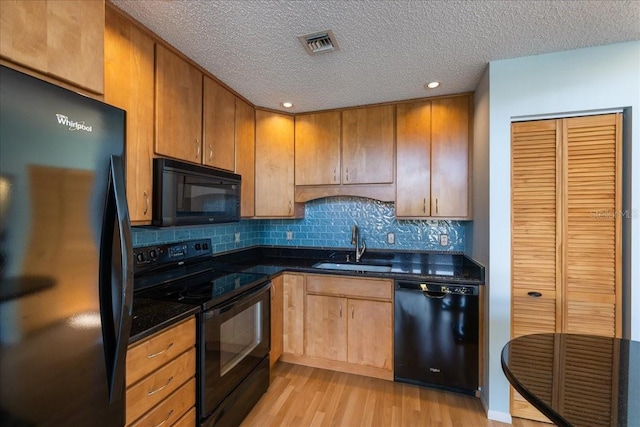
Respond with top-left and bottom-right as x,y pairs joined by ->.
501,333 -> 638,427
129,245 -> 485,344
211,246 -> 485,285
129,297 -> 198,344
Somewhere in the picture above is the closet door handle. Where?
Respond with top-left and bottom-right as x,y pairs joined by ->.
527,291 -> 542,298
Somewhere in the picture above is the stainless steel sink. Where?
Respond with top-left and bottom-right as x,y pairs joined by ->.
312,262 -> 392,273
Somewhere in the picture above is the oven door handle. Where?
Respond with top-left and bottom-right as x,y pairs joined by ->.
204,281 -> 271,319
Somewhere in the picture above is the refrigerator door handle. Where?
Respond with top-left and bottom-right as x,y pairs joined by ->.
100,155 -> 133,403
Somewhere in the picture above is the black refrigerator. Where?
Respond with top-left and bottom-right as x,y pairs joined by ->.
0,66 -> 133,426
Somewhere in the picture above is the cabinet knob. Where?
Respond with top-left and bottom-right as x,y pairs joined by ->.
288,200 -> 292,214
345,167 -> 349,182
435,198 -> 439,214
351,305 -> 354,319
527,291 -> 542,298
339,304 -> 342,317
209,143 -> 213,160
195,139 -> 200,159
423,198 -> 426,213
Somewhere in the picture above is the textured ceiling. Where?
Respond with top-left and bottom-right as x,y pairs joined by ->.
111,0 -> 640,113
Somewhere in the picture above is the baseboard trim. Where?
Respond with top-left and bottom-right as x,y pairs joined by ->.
487,409 -> 512,424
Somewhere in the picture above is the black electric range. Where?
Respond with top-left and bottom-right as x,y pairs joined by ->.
133,239 -> 269,310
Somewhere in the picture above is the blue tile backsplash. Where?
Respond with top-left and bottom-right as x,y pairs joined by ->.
132,197 -> 469,253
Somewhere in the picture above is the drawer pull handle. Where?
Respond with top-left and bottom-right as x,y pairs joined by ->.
147,376 -> 173,396
147,342 -> 173,359
153,410 -> 174,427
528,291 -> 542,298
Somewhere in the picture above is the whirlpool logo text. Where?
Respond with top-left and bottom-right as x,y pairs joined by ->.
55,114 -> 93,132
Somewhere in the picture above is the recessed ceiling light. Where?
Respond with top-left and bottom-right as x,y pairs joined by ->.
282,102 -> 293,108
425,81 -> 440,89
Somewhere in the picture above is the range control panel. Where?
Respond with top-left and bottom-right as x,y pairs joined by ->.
133,239 -> 212,274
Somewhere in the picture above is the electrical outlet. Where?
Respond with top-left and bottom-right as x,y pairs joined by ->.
286,230 -> 293,240
387,232 -> 395,244
234,232 -> 240,243
439,234 -> 449,246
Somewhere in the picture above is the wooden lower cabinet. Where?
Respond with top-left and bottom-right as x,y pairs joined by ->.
279,273 -> 393,381
126,317 -> 196,426
282,273 -> 305,356
270,274 -> 283,367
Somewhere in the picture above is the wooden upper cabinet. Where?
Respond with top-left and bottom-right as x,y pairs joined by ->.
396,95 -> 471,219
155,44 -> 203,162
396,101 -> 431,217
255,110 -> 301,217
235,98 -> 255,218
0,0 -> 105,94
430,96 -> 470,217
203,76 -> 236,171
342,105 -> 395,184
104,5 -> 154,224
294,111 -> 342,185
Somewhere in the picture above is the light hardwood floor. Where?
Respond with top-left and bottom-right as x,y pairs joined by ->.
241,362 -> 550,427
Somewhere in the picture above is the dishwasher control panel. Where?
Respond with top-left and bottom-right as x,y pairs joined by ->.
399,281 -> 479,296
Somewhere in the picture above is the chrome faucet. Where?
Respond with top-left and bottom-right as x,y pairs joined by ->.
351,225 -> 366,262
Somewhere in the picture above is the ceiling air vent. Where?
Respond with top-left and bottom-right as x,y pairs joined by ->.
298,30 -> 339,55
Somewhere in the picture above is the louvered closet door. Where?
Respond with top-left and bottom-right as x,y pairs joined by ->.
563,114 -> 622,337
511,120 -> 560,337
511,120 -> 560,422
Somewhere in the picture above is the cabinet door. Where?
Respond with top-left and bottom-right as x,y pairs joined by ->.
342,105 -> 395,184
255,110 -> 296,217
155,44 -> 203,162
295,111 -> 341,185
347,299 -> 392,370
305,294 -> 347,362
104,6 -> 154,224
235,99 -> 255,217
203,76 -> 236,171
282,274 -> 305,356
431,96 -> 470,217
270,275 -> 283,367
396,100 -> 431,217
0,0 -> 104,94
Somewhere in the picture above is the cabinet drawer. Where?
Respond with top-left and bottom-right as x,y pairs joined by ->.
173,407 -> 196,427
126,348 -> 196,425
306,275 -> 392,300
129,378 -> 195,427
127,317 -> 195,386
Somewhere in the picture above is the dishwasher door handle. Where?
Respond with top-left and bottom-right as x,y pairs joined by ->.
422,290 -> 447,299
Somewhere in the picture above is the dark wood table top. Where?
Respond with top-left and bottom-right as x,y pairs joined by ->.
501,333 -> 639,427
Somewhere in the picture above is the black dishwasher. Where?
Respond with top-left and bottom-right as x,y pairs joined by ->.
394,281 -> 479,395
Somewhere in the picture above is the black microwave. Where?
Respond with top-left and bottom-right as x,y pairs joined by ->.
152,158 -> 241,226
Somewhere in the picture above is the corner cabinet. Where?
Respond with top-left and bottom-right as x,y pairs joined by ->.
0,0 -> 105,94
255,110 -> 303,218
510,113 -> 622,422
155,44 -> 203,163
396,94 -> 471,219
104,5 -> 155,224
126,317 -> 196,426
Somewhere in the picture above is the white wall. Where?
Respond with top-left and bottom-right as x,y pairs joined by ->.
483,41 -> 640,420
